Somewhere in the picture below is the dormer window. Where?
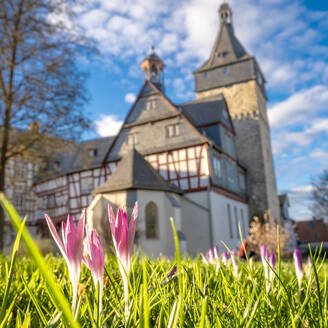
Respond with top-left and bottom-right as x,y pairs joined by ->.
145,99 -> 156,110
217,51 -> 228,58
88,148 -> 98,157
256,70 -> 263,86
126,133 -> 138,146
166,124 -> 180,138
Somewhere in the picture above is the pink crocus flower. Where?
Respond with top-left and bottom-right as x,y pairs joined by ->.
108,202 -> 138,321
260,245 -> 269,281
222,251 -> 231,265
267,253 -> 275,292
293,248 -> 303,291
45,211 -> 85,312
231,249 -> 238,278
83,226 -> 105,313
201,245 -> 219,265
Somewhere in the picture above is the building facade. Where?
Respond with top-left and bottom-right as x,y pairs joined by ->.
4,3 -> 280,256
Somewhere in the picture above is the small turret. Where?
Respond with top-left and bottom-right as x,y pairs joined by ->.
140,46 -> 165,92
219,2 -> 233,25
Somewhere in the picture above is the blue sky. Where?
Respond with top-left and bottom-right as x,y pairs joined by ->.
68,0 -> 328,221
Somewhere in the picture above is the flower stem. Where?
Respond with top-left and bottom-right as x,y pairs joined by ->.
123,274 -> 129,322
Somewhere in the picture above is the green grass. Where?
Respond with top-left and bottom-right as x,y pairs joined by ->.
0,193 -> 327,327
0,251 -> 327,327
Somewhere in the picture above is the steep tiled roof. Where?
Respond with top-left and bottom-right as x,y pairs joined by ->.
196,21 -> 249,73
95,148 -> 182,194
37,136 -> 115,181
294,219 -> 328,243
180,95 -> 228,128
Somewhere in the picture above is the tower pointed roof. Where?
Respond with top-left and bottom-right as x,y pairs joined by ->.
196,3 -> 249,72
95,148 -> 182,194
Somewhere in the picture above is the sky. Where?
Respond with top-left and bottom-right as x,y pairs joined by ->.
67,0 -> 328,221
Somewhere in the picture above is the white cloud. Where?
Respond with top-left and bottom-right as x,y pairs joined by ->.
124,93 -> 136,104
271,117 -> 328,155
284,185 -> 314,221
94,115 -> 123,136
269,85 -> 328,128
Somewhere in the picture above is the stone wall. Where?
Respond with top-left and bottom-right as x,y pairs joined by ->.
196,80 -> 280,220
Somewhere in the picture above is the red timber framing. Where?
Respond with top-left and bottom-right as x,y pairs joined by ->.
144,143 -> 209,192
36,160 -> 119,221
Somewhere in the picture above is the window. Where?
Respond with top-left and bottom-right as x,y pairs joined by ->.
204,72 -> 209,79
227,204 -> 233,239
47,194 -> 56,208
126,133 -> 138,146
15,161 -> 26,180
240,208 -> 246,237
166,124 -> 180,137
256,70 -> 263,85
224,67 -> 229,74
223,131 -> 235,157
205,125 -> 220,146
213,157 -> 221,177
238,172 -> 246,191
234,206 -> 239,238
145,99 -> 156,110
81,176 -> 93,194
146,202 -> 158,239
14,193 -> 26,209
227,162 -> 236,187
88,148 -> 98,157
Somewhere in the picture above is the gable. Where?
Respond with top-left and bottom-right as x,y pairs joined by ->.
104,81 -> 207,162
126,86 -> 177,125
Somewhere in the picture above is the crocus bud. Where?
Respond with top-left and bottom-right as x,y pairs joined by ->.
266,253 -> 275,293
269,253 -> 275,269
293,249 -> 303,290
260,245 -> 269,280
231,249 -> 238,278
222,251 -> 230,265
45,211 -> 85,312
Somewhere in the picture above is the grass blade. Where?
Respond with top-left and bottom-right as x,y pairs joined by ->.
0,193 -> 79,328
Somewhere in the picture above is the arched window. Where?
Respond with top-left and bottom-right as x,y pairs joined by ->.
145,202 -> 158,239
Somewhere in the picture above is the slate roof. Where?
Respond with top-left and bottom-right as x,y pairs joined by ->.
294,219 -> 328,243
196,16 -> 249,72
37,136 -> 115,181
180,95 -> 228,128
94,148 -> 182,194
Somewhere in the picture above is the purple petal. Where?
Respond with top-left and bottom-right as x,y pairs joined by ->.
108,204 -> 116,237
293,249 -> 303,272
269,253 -> 275,269
45,214 -> 66,257
127,202 -> 138,257
260,245 -> 268,260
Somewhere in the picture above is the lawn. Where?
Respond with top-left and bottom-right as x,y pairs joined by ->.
0,195 -> 327,327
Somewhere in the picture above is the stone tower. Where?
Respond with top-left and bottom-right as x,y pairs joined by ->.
193,2 -> 280,220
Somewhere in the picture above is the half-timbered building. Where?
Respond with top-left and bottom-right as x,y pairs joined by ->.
18,3 -> 280,256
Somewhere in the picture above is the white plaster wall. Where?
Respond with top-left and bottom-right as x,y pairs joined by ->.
184,191 -> 209,209
180,195 -> 210,256
87,192 -> 128,250
137,190 -> 175,257
210,191 -> 249,253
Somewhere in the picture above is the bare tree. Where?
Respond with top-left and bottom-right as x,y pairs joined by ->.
0,0 -> 93,249
311,169 -> 328,219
